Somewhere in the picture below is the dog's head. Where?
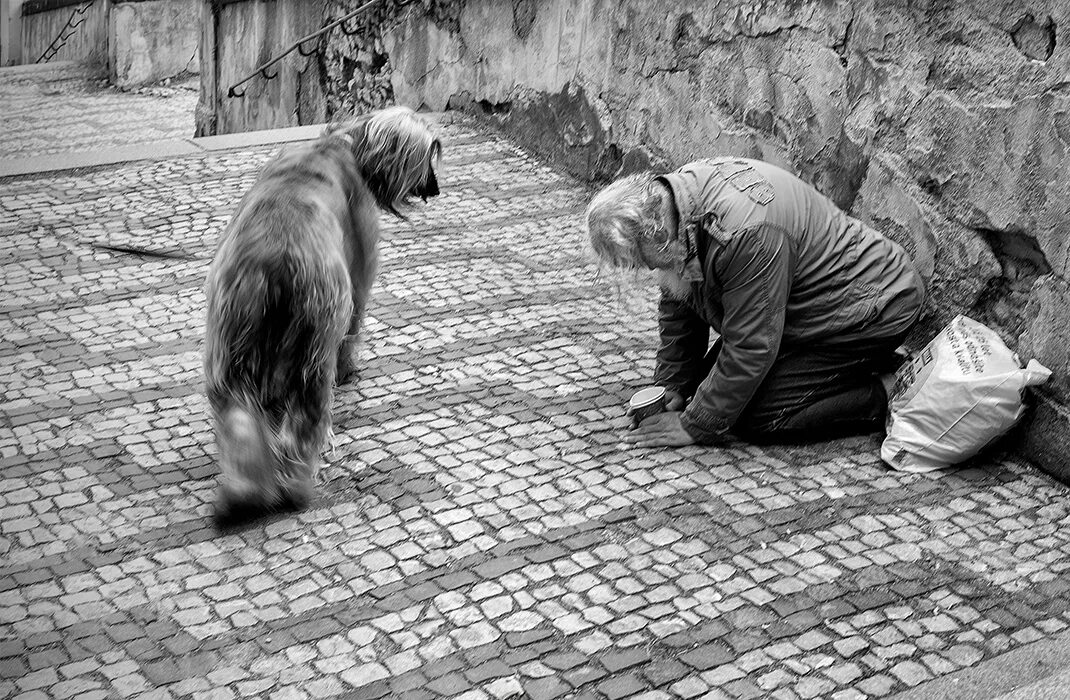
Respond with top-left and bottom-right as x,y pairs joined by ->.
329,106 -> 441,217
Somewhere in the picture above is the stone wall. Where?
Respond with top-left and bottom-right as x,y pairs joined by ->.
324,0 -> 1070,473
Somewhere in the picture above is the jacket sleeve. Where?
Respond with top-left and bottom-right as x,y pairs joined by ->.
680,223 -> 792,443
653,295 -> 710,399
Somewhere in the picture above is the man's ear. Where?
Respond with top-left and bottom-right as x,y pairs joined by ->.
651,221 -> 677,256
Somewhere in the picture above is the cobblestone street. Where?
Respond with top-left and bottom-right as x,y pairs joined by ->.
4,65 -> 1070,700
0,63 -> 198,160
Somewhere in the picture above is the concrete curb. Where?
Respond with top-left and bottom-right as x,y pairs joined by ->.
0,112 -> 454,179
0,59 -> 98,76
888,626 -> 1070,700
0,124 -> 328,178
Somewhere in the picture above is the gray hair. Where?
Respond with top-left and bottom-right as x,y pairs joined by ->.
585,171 -> 663,270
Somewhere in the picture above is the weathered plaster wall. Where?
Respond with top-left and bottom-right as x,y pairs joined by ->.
324,0 -> 1070,471
22,0 -> 109,67
196,0 -> 326,137
110,0 -> 199,88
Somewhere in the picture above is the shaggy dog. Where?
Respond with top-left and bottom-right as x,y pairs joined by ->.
204,106 -> 440,522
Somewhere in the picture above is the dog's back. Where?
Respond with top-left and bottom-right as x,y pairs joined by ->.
205,147 -> 365,516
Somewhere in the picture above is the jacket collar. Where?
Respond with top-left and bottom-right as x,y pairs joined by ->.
656,172 -> 705,284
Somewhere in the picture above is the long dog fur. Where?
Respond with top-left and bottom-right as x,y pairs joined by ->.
205,106 -> 440,522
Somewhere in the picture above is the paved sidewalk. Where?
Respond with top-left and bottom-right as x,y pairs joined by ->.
4,72 -> 1070,700
0,61 -> 198,161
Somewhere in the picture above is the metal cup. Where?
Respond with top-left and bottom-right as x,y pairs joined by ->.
629,386 -> 667,428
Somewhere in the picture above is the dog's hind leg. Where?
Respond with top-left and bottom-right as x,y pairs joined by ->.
212,403 -> 278,523
276,371 -> 334,510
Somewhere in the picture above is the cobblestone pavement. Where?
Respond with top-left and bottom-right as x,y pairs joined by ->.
4,100 -> 1070,700
0,63 -> 198,160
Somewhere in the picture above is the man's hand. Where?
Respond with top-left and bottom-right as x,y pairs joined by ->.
625,388 -> 686,425
663,389 -> 685,411
623,411 -> 695,448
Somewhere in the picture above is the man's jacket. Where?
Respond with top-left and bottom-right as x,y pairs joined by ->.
654,158 -> 925,443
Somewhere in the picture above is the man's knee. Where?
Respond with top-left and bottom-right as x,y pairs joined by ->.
733,379 -> 888,444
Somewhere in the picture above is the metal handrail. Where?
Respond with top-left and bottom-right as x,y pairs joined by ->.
35,0 -> 94,63
226,0 -> 414,98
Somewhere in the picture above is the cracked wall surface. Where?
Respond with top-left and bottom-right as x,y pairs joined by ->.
322,0 -> 1070,461
109,0 -> 200,89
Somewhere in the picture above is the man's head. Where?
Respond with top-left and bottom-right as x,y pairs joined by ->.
585,172 -> 679,271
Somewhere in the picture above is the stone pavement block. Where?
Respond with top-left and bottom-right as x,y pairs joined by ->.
890,659 -> 932,686
425,672 -> 470,696
794,675 -> 837,699
641,659 -> 689,686
465,659 -> 512,683
522,675 -> 570,700
856,673 -> 897,696
599,647 -> 650,673
485,676 -> 524,699
339,679 -> 391,700
504,629 -> 554,648
722,678 -> 766,699
598,673 -> 647,699
541,652 -> 586,671
668,677 -> 709,698
679,642 -> 734,671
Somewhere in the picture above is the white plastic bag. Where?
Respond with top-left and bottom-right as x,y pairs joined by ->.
881,315 -> 1051,472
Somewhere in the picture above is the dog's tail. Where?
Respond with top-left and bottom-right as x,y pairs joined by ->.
206,240 -> 353,519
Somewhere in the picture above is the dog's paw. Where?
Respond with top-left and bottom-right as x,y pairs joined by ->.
336,350 -> 359,385
336,363 -> 360,385
278,478 -> 316,511
214,500 -> 265,529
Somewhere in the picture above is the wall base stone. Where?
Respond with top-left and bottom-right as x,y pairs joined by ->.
1012,394 -> 1070,483
449,81 -> 653,185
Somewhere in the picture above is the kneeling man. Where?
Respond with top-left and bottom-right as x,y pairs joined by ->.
585,157 -> 925,448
